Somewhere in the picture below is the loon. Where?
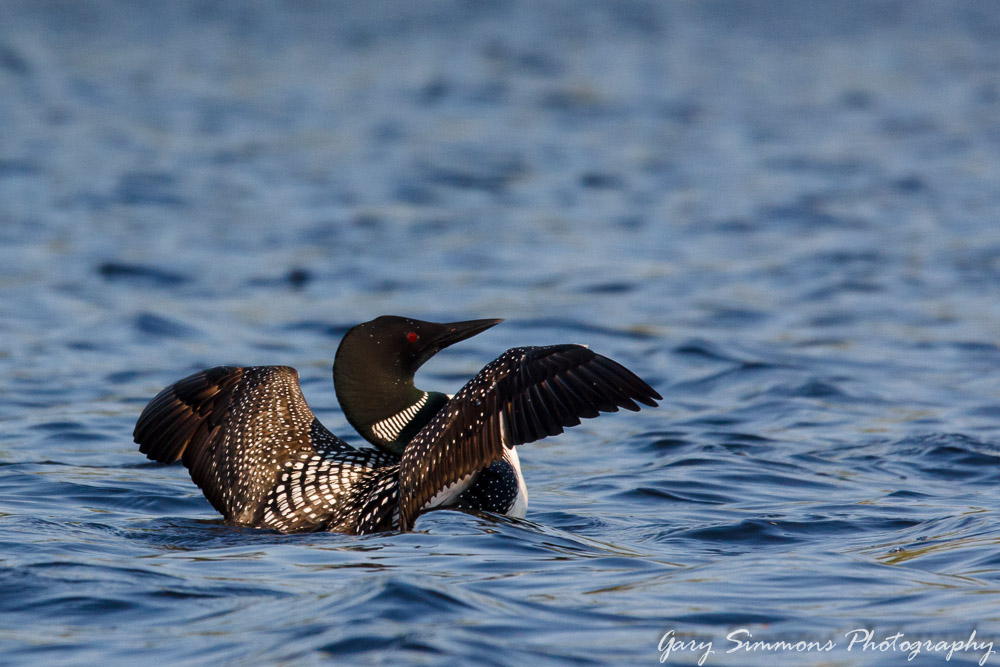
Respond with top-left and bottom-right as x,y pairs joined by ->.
134,316 -> 660,534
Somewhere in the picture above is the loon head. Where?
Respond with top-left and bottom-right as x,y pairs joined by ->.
339,316 -> 502,377
334,316 -> 502,455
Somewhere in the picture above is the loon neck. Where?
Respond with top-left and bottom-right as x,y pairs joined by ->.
366,390 -> 449,456
333,360 -> 448,456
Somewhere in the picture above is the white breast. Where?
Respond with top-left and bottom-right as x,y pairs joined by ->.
503,447 -> 529,518
420,446 -> 528,516
422,471 -> 476,510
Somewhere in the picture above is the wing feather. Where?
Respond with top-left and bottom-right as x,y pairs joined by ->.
398,345 -> 660,529
134,365 -> 395,529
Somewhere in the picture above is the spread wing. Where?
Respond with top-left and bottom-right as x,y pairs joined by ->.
398,345 -> 661,529
134,365 -> 396,531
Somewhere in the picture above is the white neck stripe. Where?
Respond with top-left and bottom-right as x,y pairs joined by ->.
371,393 -> 429,441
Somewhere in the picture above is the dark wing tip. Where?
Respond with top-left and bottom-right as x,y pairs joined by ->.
488,345 -> 662,447
543,348 -> 659,416
133,366 -> 244,464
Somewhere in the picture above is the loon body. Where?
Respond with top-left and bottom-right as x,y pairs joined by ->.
134,316 -> 660,534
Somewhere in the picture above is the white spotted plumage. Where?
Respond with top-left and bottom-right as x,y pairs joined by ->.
135,318 -> 660,535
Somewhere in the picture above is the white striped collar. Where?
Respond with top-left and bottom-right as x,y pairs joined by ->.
370,393 -> 429,442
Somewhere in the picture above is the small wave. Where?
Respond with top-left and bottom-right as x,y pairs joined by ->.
132,312 -> 200,339
97,262 -> 189,287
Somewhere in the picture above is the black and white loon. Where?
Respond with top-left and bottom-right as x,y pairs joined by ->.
134,316 -> 660,534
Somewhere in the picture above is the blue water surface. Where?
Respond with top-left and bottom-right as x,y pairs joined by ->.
2,1 -> 1000,665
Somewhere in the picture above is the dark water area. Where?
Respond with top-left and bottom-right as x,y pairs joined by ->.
3,1 -> 1000,664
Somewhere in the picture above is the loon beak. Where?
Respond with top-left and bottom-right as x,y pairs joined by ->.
431,318 -> 503,350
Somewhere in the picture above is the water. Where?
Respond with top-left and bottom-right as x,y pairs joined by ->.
2,1 -> 1000,664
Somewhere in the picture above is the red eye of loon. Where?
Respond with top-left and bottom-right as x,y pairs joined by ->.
406,331 -> 419,343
